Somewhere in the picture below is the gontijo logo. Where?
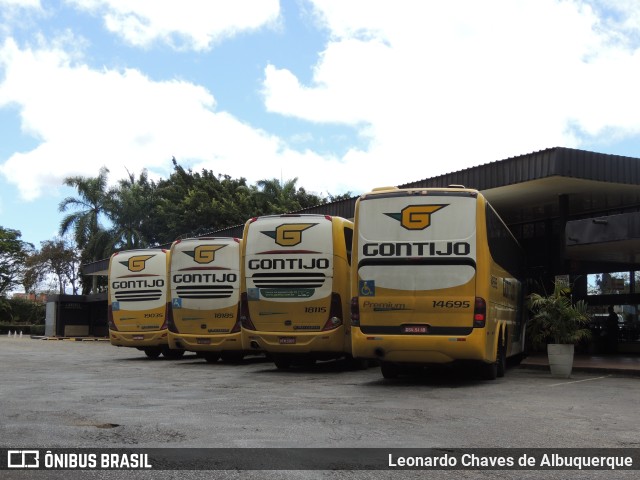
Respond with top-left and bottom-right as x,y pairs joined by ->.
261,223 -> 317,247
119,255 -> 155,272
183,244 -> 226,264
384,205 -> 447,230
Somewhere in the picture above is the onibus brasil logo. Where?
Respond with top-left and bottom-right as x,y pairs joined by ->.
261,223 -> 317,247
384,205 -> 447,230
182,244 -> 226,264
120,255 -> 155,272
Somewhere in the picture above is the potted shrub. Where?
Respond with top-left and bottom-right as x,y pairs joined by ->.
527,279 -> 592,378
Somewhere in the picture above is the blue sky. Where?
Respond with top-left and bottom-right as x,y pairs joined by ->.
2,0 -> 640,249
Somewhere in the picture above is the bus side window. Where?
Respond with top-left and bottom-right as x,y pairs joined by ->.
344,226 -> 353,266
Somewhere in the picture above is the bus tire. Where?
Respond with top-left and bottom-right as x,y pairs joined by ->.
273,356 -> 291,370
346,355 -> 369,370
497,341 -> 507,378
480,360 -> 498,380
380,362 -> 399,379
144,348 -> 162,359
162,347 -> 185,360
221,352 -> 244,363
203,353 -> 221,363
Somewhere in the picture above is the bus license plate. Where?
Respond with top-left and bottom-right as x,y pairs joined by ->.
132,335 -> 144,340
402,326 -> 428,334
279,337 -> 296,344
196,338 -> 211,345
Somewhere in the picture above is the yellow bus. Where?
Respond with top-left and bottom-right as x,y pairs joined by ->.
108,248 -> 184,359
240,214 -> 356,369
167,237 -> 245,363
351,186 -> 525,379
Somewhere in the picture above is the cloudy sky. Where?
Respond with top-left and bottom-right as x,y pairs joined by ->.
1,0 -> 640,247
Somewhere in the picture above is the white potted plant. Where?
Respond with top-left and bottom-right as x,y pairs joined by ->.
527,279 -> 592,378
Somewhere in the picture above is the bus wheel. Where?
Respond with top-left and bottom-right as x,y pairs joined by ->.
380,362 -> 399,379
497,342 -> 507,378
346,355 -> 369,370
144,348 -> 162,359
203,353 -> 221,363
273,356 -> 291,370
221,352 -> 244,364
162,347 -> 185,360
480,360 -> 498,380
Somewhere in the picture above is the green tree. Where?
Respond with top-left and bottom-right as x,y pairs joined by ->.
254,178 -> 323,214
59,167 -> 112,250
107,169 -> 157,250
153,159 -> 256,242
26,238 -> 80,295
0,226 -> 33,298
59,167 -> 112,292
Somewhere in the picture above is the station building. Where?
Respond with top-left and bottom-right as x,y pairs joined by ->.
54,147 -> 640,351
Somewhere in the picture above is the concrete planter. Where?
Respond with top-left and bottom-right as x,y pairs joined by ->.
547,343 -> 574,378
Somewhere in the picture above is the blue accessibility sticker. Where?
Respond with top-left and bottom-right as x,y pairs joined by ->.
359,280 -> 375,296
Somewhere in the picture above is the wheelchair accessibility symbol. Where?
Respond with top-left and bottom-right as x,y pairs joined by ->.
359,280 -> 375,296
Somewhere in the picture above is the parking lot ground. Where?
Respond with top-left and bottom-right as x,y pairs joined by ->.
1,336 -> 638,479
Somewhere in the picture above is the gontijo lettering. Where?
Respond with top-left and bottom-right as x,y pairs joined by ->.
362,242 -> 470,257
172,273 -> 237,283
248,258 -> 329,270
111,279 -> 164,289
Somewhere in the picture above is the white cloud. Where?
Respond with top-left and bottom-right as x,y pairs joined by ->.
263,0 -> 640,187
0,0 -> 43,36
5,0 -> 640,206
0,0 -> 41,7
0,37 -> 348,200
66,0 -> 281,50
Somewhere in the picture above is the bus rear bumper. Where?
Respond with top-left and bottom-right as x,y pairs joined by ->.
351,328 -> 489,364
168,331 -> 243,352
109,329 -> 168,348
242,326 -> 347,355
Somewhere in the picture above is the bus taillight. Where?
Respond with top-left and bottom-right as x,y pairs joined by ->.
350,296 -> 360,326
240,292 -> 257,330
230,304 -> 242,333
166,302 -> 177,333
473,297 -> 486,328
322,293 -> 343,331
107,304 -> 118,331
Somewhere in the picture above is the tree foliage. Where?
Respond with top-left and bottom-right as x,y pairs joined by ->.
54,158 -> 353,293
26,238 -> 80,295
0,226 -> 33,298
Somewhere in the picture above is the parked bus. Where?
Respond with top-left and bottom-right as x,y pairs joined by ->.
167,237 -> 245,363
108,248 -> 182,359
350,186 -> 525,379
240,214 -> 356,369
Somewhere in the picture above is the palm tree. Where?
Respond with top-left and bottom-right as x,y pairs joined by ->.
59,167 -> 112,292
254,177 -> 319,214
107,169 -> 155,250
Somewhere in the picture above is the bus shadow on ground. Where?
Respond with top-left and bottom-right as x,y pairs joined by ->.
253,357 -> 376,374
361,364 -> 516,388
